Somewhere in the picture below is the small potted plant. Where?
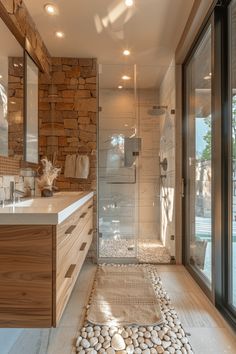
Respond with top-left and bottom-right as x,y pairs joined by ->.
37,157 -> 61,197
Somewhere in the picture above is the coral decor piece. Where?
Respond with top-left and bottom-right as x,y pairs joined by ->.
37,158 -> 61,197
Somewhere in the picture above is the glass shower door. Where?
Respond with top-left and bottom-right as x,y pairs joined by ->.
98,64 -> 139,260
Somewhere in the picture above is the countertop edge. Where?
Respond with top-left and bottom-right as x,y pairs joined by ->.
0,191 -> 94,225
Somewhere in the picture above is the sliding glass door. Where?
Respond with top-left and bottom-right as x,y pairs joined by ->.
184,23 -> 213,290
183,0 -> 236,326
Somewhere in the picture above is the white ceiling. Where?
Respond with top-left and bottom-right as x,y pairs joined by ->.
24,0 -> 194,88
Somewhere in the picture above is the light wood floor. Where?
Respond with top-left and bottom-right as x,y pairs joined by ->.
0,263 -> 235,354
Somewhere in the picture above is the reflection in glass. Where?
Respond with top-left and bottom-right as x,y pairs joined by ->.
186,26 -> 212,285
0,17 -> 24,158
229,0 -> 236,308
26,54 -> 38,163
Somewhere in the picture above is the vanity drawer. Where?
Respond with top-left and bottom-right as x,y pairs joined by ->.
56,217 -> 93,324
56,198 -> 93,246
56,206 -> 93,281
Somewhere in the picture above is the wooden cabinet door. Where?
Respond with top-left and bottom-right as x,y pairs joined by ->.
0,225 -> 53,327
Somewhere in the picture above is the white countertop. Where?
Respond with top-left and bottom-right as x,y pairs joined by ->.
0,191 -> 94,225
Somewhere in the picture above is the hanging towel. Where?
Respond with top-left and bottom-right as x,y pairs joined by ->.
75,155 -> 90,179
64,154 -> 76,178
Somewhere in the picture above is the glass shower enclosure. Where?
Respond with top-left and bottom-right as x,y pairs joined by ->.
98,64 -> 140,260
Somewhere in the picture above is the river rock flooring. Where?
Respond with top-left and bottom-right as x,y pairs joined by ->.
76,264 -> 193,354
0,263 -> 235,354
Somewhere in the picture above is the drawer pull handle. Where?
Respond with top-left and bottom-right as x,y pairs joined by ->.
65,264 -> 76,278
88,205 -> 93,209
88,229 -> 93,235
80,212 -> 87,219
80,242 -> 87,251
65,225 -> 76,235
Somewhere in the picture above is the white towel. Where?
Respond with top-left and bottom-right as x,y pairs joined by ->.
64,154 -> 76,178
75,155 -> 89,179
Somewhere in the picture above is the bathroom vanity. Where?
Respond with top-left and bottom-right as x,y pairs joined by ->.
0,191 -> 94,328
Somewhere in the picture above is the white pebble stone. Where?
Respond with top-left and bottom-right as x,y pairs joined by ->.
81,339 -> 90,349
111,333 -> 126,351
150,349 -> 157,354
154,326 -> 161,331
90,337 -> 98,347
147,326 -> 153,331
134,348 -> 142,354
121,330 -> 129,338
99,349 -> 105,354
98,336 -> 104,343
167,347 -> 175,354
127,344 -> 135,354
181,338 -> 188,344
86,326 -> 93,333
138,337 -> 144,344
78,350 -> 85,354
95,343 -> 102,351
88,332 -> 95,339
82,332 -> 88,339
142,350 -> 150,354
94,326 -> 100,331
144,332 -> 151,339
109,329 -> 117,336
125,338 -> 133,345
94,331 -> 100,337
158,331 -> 164,340
106,348 -> 115,354
140,343 -> 148,350
151,330 -> 157,337
162,341 -> 171,349
76,336 -> 82,347
101,330 -> 108,337
133,339 -> 139,347
139,327 -> 146,332
145,339 -> 153,348
156,347 -> 164,354
181,348 -> 187,354
151,336 -> 161,345
103,340 -> 110,349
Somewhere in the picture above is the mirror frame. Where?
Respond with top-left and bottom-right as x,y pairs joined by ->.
0,2 -> 43,167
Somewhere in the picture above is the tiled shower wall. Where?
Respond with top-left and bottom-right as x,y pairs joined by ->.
98,88 -> 161,248
138,90 -> 161,240
159,60 -> 176,257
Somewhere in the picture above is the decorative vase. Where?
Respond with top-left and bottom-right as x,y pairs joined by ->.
41,188 -> 53,197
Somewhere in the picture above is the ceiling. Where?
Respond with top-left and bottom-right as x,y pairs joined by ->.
24,0 -> 194,88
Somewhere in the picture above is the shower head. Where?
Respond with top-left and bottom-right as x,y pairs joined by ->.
148,105 -> 167,116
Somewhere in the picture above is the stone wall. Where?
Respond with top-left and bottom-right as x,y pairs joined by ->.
39,57 -> 97,193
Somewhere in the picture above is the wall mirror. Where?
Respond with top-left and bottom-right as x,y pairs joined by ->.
25,54 -> 39,164
0,16 -> 24,160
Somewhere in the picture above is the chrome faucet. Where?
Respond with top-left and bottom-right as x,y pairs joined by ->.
9,181 -> 29,204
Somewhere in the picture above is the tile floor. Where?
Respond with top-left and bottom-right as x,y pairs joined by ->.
0,262 -> 235,354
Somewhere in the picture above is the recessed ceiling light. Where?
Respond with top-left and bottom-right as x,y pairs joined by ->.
118,85 -> 123,89
44,3 -> 57,15
10,101 -> 16,105
55,31 -> 65,38
204,75 -> 211,80
0,75 -> 2,79
123,49 -> 130,56
125,0 -> 134,7
122,75 -> 131,80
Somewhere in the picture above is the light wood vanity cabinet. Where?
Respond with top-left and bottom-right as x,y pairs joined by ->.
0,196 -> 93,328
